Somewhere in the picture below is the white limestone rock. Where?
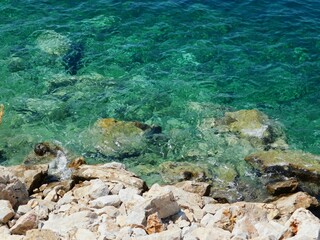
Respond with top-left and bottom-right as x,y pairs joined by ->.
10,211 -> 38,235
90,195 -> 121,208
0,200 -> 14,224
281,208 -> 320,240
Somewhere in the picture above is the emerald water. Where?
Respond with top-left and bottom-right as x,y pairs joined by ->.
1,0 -> 320,198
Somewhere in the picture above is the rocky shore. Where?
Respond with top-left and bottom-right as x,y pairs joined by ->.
1,106 -> 320,239
0,161 -> 320,240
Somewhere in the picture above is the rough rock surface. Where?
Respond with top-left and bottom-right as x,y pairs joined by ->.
0,200 -> 14,223
0,162 -> 319,240
0,167 -> 29,208
219,109 -> 286,148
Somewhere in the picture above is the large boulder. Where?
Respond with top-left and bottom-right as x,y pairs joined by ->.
83,118 -> 161,159
0,167 -> 28,208
35,30 -> 70,56
72,162 -> 148,193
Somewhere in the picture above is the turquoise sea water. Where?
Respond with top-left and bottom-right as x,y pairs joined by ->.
1,0 -> 320,198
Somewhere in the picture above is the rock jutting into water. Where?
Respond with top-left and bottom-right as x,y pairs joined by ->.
0,162 -> 319,239
245,149 -> 320,198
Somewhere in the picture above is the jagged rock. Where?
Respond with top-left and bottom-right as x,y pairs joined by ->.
0,167 -> 28,208
10,211 -> 38,235
42,211 -> 98,237
68,157 -> 86,169
0,104 -> 4,124
281,208 -> 320,239
272,192 -> 318,220
89,195 -> 121,208
0,200 -> 14,223
145,184 -> 204,221
219,109 -> 286,148
159,161 -> 209,184
7,164 -> 48,194
266,178 -> 299,195
84,118 -> 161,159
24,229 -> 60,240
73,179 -> 110,200
72,163 -> 147,193
146,213 -> 164,234
36,30 -> 71,56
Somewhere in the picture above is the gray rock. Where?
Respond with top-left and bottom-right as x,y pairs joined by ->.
73,179 -> 110,200
184,227 -> 231,240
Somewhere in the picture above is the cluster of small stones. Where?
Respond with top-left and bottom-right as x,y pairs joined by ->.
0,162 -> 320,240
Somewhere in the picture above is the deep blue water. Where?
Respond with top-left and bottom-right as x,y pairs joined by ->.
1,0 -> 320,192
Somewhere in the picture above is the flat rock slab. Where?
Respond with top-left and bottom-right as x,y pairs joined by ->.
245,150 -> 320,181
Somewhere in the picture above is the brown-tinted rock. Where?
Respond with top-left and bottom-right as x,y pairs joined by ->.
24,229 -> 60,240
0,167 -> 29,208
146,213 -> 164,234
272,192 -> 318,218
68,157 -> 86,169
266,178 -> 299,195
10,211 -> 38,235
7,164 -> 48,194
245,150 -> 320,182
72,163 -> 147,193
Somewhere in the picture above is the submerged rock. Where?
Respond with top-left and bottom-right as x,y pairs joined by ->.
35,30 -> 70,56
85,118 -> 161,159
218,109 -> 286,149
159,161 -> 210,184
24,142 -> 64,165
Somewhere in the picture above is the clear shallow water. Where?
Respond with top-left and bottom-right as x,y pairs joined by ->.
1,0 -> 320,193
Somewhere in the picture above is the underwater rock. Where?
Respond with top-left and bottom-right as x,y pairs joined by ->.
85,118 -> 161,159
159,161 -> 210,184
35,30 -> 70,56
62,42 -> 84,75
218,109 -> 287,149
0,104 -> 4,124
